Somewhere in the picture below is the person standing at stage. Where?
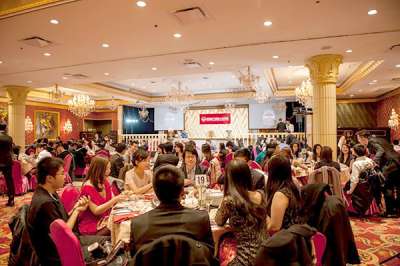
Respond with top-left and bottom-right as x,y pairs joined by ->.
276,118 -> 287,132
0,123 -> 14,206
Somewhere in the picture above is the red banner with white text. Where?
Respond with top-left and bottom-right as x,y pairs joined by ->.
200,113 -> 231,124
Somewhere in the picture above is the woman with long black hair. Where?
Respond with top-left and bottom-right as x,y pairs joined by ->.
266,155 -> 302,235
215,159 -> 267,266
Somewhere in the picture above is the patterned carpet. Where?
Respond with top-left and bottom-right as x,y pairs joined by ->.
0,193 -> 399,266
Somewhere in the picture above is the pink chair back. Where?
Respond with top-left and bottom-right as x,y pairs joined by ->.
12,160 -> 28,195
224,152 -> 234,167
60,185 -> 80,214
312,232 -> 327,266
64,154 -> 73,184
248,160 -> 262,170
30,175 -> 38,191
0,174 -> 6,194
49,219 -> 85,266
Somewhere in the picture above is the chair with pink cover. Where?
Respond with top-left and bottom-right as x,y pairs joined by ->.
60,185 -> 80,214
30,175 -> 38,191
63,154 -> 73,184
0,174 -> 6,194
12,160 -> 29,195
312,232 -> 327,266
224,152 -> 234,167
248,160 -> 262,170
49,219 -> 85,266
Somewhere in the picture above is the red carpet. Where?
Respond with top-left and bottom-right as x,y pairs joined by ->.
0,193 -> 399,265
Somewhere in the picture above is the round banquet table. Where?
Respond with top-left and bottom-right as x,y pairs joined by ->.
294,163 -> 351,186
107,192 -> 229,253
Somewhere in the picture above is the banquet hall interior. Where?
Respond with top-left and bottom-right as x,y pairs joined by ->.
1,0 -> 400,265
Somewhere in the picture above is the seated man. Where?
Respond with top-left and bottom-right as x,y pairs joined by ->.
234,148 -> 266,191
153,142 -> 179,169
130,165 -> 214,255
27,157 -> 89,266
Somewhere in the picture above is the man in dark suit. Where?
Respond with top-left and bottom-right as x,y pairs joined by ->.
153,142 -> 179,169
130,165 -> 214,255
276,118 -> 287,132
234,148 -> 266,191
0,123 -> 15,206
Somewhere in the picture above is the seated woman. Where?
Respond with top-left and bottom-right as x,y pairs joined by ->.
175,142 -> 184,168
27,157 -> 89,266
79,156 -> 127,235
338,143 -> 353,167
215,159 -> 267,266
314,146 -> 341,172
266,155 -> 302,235
125,149 -> 153,194
290,142 -> 301,160
180,145 -> 206,186
308,144 -> 322,163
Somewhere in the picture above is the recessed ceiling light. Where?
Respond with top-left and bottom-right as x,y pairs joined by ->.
368,9 -> 378,15
43,52 -> 51,56
358,89 -> 362,92
101,43 -> 110,48
345,49 -> 352,53
173,33 -> 182,38
272,55 -> 279,59
104,72 -> 110,76
0,61 -> 3,64
395,64 -> 400,68
50,19 -> 59,25
136,1 -> 146,7
350,94 -> 354,97
26,80 -> 32,83
151,67 -> 157,71
263,20 -> 272,27
62,76 -> 68,80
131,82 -> 136,86
209,61 -> 215,65
372,79 -> 378,83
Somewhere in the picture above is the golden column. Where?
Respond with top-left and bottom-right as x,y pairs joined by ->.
306,54 -> 342,159
5,86 -> 30,147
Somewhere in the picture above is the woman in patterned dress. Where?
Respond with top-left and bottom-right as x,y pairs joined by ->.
215,159 -> 267,266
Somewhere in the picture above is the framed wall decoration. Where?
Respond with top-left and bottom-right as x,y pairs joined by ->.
34,110 -> 60,140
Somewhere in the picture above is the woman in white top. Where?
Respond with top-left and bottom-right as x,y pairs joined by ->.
347,144 -> 374,195
125,148 -> 153,194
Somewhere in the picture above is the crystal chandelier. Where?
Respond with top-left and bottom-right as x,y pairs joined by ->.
49,84 -> 64,103
254,88 -> 270,103
63,119 -> 73,133
295,79 -> 313,108
25,116 -> 33,133
67,94 -> 95,118
239,66 -> 260,91
164,81 -> 194,108
388,109 -> 399,129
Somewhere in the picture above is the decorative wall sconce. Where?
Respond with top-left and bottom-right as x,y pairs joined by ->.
25,116 -> 33,133
388,108 -> 399,129
63,119 -> 73,134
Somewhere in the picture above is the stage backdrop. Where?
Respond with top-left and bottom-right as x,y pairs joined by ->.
185,107 -> 248,139
123,106 -> 156,134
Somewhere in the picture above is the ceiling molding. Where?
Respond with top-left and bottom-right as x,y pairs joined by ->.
264,68 -> 278,94
0,0 -> 79,19
336,98 -> 378,104
377,86 -> 400,101
337,60 -> 384,94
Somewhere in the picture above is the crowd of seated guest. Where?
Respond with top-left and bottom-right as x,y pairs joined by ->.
4,127 -> 400,266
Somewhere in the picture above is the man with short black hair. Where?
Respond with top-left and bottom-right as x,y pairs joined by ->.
27,157 -> 89,266
356,130 -> 386,168
153,142 -> 179,169
110,143 -> 127,178
234,148 -> 266,190
277,118 -> 287,132
130,165 -> 214,255
0,123 -> 14,206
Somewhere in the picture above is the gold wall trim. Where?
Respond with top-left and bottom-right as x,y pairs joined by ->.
336,98 -> 378,104
377,86 -> 400,101
0,0 -> 80,19
337,60 -> 384,94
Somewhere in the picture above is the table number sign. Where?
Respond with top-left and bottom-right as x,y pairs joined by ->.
195,174 -> 209,187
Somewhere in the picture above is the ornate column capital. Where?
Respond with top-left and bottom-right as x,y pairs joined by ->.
306,54 -> 343,84
4,85 -> 30,105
